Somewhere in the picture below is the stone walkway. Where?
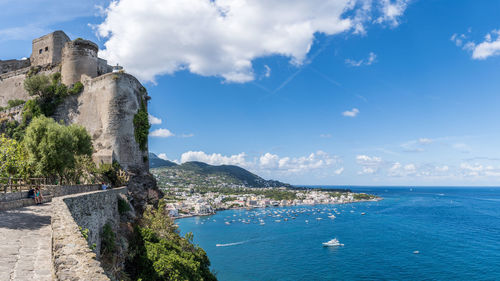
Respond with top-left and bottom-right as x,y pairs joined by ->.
0,203 -> 53,281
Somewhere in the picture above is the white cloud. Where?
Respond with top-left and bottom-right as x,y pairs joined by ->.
356,155 -> 383,174
342,108 -> 360,117
175,150 -> 341,176
401,137 -> 433,152
180,133 -> 194,138
257,151 -> 340,173
150,128 -> 175,138
148,114 -> 162,125
452,29 -> 500,60
97,0 -> 409,83
158,153 -> 169,160
435,165 -> 449,172
459,161 -> 500,178
375,0 -> 409,27
418,138 -> 433,144
472,30 -> 500,59
320,134 -> 332,138
345,52 -> 377,67
334,167 -> 345,175
180,151 -> 248,166
388,162 -> 452,178
263,65 -> 271,78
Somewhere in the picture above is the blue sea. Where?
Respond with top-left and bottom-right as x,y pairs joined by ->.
176,187 -> 500,280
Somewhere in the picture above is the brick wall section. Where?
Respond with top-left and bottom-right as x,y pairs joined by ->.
51,187 -> 127,281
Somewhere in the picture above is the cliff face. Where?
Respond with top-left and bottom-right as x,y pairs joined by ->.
54,72 -> 149,172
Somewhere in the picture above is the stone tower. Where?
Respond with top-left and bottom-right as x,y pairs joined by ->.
31,30 -> 70,66
61,40 -> 99,86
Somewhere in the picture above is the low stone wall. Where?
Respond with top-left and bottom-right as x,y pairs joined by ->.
0,196 -> 52,211
0,184 -> 101,202
45,184 -> 101,197
51,187 -> 127,281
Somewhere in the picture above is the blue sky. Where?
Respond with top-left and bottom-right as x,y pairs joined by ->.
2,0 -> 500,185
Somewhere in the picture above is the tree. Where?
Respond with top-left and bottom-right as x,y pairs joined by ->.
126,201 -> 216,281
0,134 -> 28,179
23,116 -> 93,182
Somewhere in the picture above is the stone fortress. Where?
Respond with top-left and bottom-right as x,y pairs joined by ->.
0,30 -> 149,173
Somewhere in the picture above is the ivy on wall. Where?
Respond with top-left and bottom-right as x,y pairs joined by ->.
133,100 -> 150,152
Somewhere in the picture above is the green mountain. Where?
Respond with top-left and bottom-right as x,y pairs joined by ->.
151,160 -> 291,188
149,153 -> 178,168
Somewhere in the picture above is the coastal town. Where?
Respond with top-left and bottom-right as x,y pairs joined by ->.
152,165 -> 380,218
163,187 -> 379,218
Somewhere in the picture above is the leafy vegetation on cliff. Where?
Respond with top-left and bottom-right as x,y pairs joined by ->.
126,202 -> 216,281
133,101 -> 150,152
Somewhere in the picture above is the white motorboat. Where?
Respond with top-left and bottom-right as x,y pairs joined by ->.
322,238 -> 344,247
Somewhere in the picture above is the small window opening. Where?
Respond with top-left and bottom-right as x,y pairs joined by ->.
45,47 -> 49,52
39,49 -> 43,54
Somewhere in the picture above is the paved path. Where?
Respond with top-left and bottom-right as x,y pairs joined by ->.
0,203 -> 53,281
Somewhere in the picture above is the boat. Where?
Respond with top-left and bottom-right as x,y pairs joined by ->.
225,222 -> 230,225
322,238 -> 344,247
328,215 -> 336,219
413,250 -> 420,254
361,212 -> 366,215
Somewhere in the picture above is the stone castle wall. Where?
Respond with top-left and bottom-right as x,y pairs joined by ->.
0,65 -> 60,108
0,59 -> 30,74
51,187 -> 127,281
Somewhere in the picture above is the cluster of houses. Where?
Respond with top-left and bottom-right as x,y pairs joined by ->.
164,188 -> 357,218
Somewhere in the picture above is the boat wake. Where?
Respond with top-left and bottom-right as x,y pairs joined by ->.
216,240 -> 249,247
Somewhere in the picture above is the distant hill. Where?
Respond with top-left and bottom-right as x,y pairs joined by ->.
150,159 -> 291,188
149,153 -> 178,168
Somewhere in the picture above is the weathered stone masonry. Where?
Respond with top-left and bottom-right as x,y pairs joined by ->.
51,187 -> 127,281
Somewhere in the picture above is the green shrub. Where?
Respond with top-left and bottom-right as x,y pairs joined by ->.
101,223 -> 116,256
68,81 -> 84,95
118,197 -> 131,215
6,99 -> 25,109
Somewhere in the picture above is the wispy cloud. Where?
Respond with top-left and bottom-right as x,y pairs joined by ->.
452,29 -> 500,60
150,128 -> 174,138
342,108 -> 360,117
345,52 -> 377,67
148,114 -> 162,125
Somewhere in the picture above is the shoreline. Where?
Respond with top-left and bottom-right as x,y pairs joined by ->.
174,197 -> 382,220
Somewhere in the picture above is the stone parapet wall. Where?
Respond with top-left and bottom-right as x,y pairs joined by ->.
51,187 -> 126,281
0,184 -> 101,202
